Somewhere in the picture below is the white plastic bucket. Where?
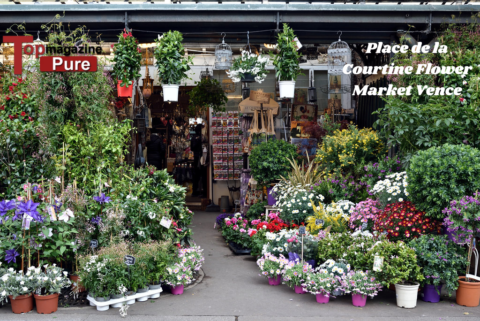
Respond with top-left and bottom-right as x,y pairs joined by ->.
163,84 -> 179,102
395,282 -> 419,308
279,80 -> 295,99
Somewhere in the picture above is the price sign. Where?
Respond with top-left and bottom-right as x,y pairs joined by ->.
298,226 -> 306,235
373,256 -> 384,272
124,255 -> 136,266
160,217 -> 172,229
315,219 -> 324,226
90,239 -> 98,249
361,222 -> 368,231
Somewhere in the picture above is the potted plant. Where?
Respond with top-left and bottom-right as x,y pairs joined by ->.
154,30 -> 193,102
302,271 -> 335,304
226,50 -> 269,83
443,193 -> 480,307
33,264 -> 71,314
249,139 -> 298,199
271,24 -> 302,98
188,78 -> 228,115
317,259 -> 350,296
283,261 -> 314,293
256,252 -> 289,286
3,267 -> 36,314
163,261 -> 194,295
344,270 -> 382,307
408,235 -> 467,303
112,29 -> 142,97
221,214 -> 252,254
366,240 -> 424,308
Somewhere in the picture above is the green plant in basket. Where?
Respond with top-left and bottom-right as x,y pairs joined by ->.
154,31 -> 193,85
188,78 -> 228,115
408,235 -> 467,296
112,29 -> 142,86
271,24 -> 302,81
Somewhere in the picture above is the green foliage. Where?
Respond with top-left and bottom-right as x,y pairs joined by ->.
112,30 -> 142,86
344,232 -> 388,271
271,24 -> 302,81
407,144 -> 480,219
286,237 -> 319,261
188,78 -> 227,115
375,23 -> 480,156
317,232 -> 352,263
226,50 -> 269,83
246,201 -> 267,221
249,139 -> 298,185
366,240 -> 424,287
408,235 -> 467,295
249,228 -> 267,257
315,125 -> 385,176
154,31 -> 193,84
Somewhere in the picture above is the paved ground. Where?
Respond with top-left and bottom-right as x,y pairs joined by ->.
1,211 -> 479,320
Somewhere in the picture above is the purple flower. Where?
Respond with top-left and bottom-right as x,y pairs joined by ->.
16,200 -> 42,222
0,200 -> 16,216
93,193 -> 111,204
91,216 -> 102,225
5,248 -> 19,263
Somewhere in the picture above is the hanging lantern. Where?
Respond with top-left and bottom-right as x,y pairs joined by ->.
222,78 -> 236,93
242,86 -> 250,100
200,67 -> 213,80
308,87 -> 317,103
142,47 -> 154,99
214,33 -> 232,70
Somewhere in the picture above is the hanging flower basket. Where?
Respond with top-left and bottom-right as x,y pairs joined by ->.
163,84 -> 180,102
117,80 -> 133,98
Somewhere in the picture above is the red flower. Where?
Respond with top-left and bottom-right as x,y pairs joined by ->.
111,44 -> 114,48
5,96 -> 10,101
21,111 -> 26,117
8,86 -> 13,92
115,101 -> 123,109
22,93 -> 28,99
0,105 -> 4,110
8,115 -> 13,120
122,33 -> 127,39
17,77 -> 23,83
128,32 -> 132,37
12,83 -> 17,87
28,117 -> 33,121
137,47 -> 141,53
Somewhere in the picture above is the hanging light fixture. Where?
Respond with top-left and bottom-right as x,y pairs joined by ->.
308,69 -> 317,103
214,33 -> 232,70
200,48 -> 213,80
142,47 -> 154,99
242,85 -> 250,100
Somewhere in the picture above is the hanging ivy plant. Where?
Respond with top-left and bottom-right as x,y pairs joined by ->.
188,78 -> 228,115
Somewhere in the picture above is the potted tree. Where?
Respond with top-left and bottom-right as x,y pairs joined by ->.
154,30 -> 193,102
443,193 -> 480,307
33,264 -> 71,314
366,240 -> 424,308
271,24 -> 302,99
112,29 -> 142,98
226,50 -> 269,83
409,234 -> 467,303
249,139 -> 298,205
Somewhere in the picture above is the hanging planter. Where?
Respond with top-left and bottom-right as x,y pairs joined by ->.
241,72 -> 256,83
395,282 -> 420,308
155,30 -> 193,103
188,78 -> 228,116
226,49 -> 269,84
272,24 -> 302,99
112,29 -> 142,98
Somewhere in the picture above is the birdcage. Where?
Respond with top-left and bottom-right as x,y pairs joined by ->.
328,31 -> 351,74
214,33 -> 232,70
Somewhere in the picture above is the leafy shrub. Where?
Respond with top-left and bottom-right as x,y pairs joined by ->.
188,78 -> 227,115
408,144 -> 480,219
315,125 -> 384,175
317,232 -> 352,263
409,235 -> 467,295
249,139 -> 298,185
366,240 -> 424,287
112,30 -> 142,85
271,24 -> 302,81
245,201 -> 267,221
374,201 -> 441,242
312,175 -> 368,204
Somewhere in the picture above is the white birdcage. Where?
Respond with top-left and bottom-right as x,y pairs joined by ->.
214,33 -> 232,70
328,31 -> 351,74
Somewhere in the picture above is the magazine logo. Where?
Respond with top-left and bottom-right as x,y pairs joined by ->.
3,35 -> 99,74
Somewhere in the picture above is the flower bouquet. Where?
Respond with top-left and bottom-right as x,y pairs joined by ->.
256,253 -> 289,286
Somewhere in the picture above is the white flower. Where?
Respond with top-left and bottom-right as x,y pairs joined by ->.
148,212 -> 156,219
398,198 -> 404,202
22,287 -> 28,292
54,177 -> 61,184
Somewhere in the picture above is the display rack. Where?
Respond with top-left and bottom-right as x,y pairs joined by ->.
212,111 -> 242,180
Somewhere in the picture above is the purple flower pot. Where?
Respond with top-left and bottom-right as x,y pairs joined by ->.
316,293 -> 329,304
352,294 -> 367,307
267,187 -> 276,206
288,252 -> 300,263
294,285 -> 307,294
268,275 -> 282,286
306,259 -> 316,268
171,285 -> 184,295
422,284 -> 442,303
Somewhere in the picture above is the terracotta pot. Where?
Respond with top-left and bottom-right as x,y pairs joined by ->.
69,274 -> 85,292
9,293 -> 33,314
456,276 -> 480,307
34,293 -> 59,314
117,80 -> 133,97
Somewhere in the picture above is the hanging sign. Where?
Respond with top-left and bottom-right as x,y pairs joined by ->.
90,239 -> 98,249
249,90 -> 270,104
160,217 -> 172,229
124,255 -> 136,266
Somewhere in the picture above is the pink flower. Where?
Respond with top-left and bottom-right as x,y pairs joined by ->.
240,228 -> 246,233
460,97 -> 465,102
225,220 -> 232,226
231,217 -> 237,224
233,225 -> 238,231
